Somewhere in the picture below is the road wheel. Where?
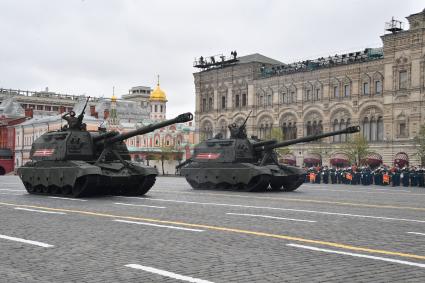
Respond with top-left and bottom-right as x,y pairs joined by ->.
24,182 -> 35,194
281,176 -> 304,192
245,175 -> 271,192
270,178 -> 283,191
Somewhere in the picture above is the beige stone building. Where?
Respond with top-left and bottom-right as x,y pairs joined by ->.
194,9 -> 425,167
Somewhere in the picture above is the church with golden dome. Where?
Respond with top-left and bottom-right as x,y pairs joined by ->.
149,77 -> 167,121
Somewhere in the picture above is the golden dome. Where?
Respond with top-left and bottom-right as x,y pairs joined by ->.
111,94 -> 117,102
149,78 -> 167,102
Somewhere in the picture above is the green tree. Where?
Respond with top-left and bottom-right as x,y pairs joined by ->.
269,127 -> 290,156
159,145 -> 175,175
339,133 -> 370,165
414,124 -> 425,165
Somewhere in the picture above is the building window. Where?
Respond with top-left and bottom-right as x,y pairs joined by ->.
160,105 -> 163,112
314,89 -> 320,101
344,85 -> 350,97
202,98 -> 206,112
221,96 -> 226,109
242,93 -> 247,106
281,122 -> 297,140
208,97 -> 213,110
333,86 -> 339,98
37,105 -> 43,110
306,90 -> 311,101
399,70 -> 408,89
363,82 -> 369,95
290,91 -> 295,103
281,93 -> 287,104
154,105 -> 157,112
399,122 -> 407,137
362,116 -> 383,141
375,81 -> 382,95
45,106 -> 51,111
267,94 -> 272,106
235,94 -> 240,107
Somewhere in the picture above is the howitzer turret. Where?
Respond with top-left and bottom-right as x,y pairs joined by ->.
180,124 -> 360,192
18,112 -> 194,198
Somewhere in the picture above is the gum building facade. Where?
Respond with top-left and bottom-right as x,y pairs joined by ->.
194,10 -> 425,166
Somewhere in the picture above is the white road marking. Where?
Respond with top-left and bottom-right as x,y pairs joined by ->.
48,196 -> 87,202
14,207 -> 66,215
125,264 -> 214,283
407,232 -> 425,236
122,197 -> 425,224
0,192 -> 24,195
0,234 -> 54,248
287,243 -> 425,268
0,189 -> 24,192
114,202 -> 166,209
113,219 -> 204,232
226,212 -> 316,223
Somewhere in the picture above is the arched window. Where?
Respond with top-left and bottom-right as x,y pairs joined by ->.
280,115 -> 297,140
333,119 -> 340,142
370,118 -> 377,141
267,94 -> 272,106
242,93 -> 247,106
258,117 -> 272,139
221,96 -> 226,109
235,94 -> 240,108
305,112 -> 323,137
219,120 -> 227,138
340,119 -> 346,142
208,97 -> 213,110
202,121 -> 213,140
362,117 -> 370,141
306,121 -> 312,136
377,117 -> 383,141
282,92 -> 288,104
375,81 -> 382,95
290,91 -> 295,103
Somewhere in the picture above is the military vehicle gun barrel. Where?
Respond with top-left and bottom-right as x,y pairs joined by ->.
104,112 -> 193,144
92,131 -> 119,143
257,126 -> 360,165
252,139 -> 277,149
253,126 -> 360,151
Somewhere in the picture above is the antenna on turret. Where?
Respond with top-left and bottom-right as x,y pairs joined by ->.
241,110 -> 252,128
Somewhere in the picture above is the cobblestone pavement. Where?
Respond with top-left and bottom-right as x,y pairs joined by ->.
1,175 -> 425,282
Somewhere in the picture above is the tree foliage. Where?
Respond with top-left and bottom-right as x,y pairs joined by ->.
414,124 -> 425,165
268,127 -> 290,155
159,145 -> 175,175
339,133 -> 370,165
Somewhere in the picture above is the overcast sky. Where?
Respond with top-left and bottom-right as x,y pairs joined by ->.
0,0 -> 423,118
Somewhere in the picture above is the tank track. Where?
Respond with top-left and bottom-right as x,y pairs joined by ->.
186,174 -> 303,192
22,174 -> 156,198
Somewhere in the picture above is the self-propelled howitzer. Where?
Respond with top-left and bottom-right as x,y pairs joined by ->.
18,112 -> 194,197
180,125 -> 360,192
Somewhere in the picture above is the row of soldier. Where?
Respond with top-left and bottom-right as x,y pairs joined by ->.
304,165 -> 425,187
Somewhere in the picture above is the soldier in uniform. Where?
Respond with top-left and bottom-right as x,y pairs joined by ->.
392,165 -> 401,186
329,167 -> 336,184
401,166 -> 410,187
374,167 -> 382,186
322,166 -> 329,184
62,111 -> 80,129
418,166 -> 425,187
410,167 -> 418,187
315,166 -> 321,184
